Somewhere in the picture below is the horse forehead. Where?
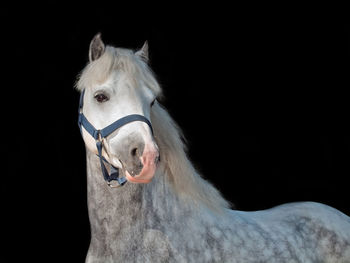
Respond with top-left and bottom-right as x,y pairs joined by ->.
103,71 -> 141,93
112,77 -> 155,104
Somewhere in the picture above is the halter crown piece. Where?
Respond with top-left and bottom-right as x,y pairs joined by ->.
78,89 -> 154,187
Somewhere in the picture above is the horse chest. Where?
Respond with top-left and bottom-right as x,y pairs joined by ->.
88,192 -> 292,262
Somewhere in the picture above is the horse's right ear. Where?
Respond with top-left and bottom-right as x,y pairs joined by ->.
89,33 -> 105,62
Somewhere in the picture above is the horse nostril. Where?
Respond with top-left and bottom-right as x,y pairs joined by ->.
131,148 -> 138,157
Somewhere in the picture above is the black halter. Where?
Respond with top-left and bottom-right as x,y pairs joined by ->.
78,89 -> 153,187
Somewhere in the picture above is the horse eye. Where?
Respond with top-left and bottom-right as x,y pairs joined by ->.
94,93 -> 109,103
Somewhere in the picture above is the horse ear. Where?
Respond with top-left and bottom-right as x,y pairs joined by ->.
89,33 -> 105,62
135,41 -> 149,62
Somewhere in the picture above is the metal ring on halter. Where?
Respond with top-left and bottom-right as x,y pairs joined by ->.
108,182 -> 122,188
108,175 -> 127,188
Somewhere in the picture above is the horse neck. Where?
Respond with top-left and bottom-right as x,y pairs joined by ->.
85,151 -> 181,240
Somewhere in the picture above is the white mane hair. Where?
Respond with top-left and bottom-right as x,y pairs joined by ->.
76,46 -> 161,95
76,45 -> 231,212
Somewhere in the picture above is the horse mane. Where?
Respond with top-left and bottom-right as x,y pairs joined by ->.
76,45 -> 231,212
75,46 -> 161,96
151,104 -> 231,212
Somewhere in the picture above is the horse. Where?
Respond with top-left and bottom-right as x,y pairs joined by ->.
76,34 -> 350,263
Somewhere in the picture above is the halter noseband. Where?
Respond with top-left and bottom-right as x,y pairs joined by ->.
78,89 -> 153,187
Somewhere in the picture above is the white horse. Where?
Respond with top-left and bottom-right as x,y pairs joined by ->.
76,34 -> 350,263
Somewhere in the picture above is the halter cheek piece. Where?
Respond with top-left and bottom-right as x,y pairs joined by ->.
78,89 -> 153,187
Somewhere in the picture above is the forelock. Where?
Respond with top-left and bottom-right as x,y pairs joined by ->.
75,46 -> 161,97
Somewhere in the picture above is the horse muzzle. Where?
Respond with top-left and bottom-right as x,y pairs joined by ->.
125,144 -> 160,183
109,131 -> 160,184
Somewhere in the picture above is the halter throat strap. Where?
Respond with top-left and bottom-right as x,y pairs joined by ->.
78,89 -> 153,187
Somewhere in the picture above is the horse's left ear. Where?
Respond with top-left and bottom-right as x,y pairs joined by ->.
135,41 -> 149,62
89,33 -> 105,62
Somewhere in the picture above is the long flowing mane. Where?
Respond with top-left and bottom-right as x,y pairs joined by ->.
151,104 -> 231,212
76,46 -> 230,212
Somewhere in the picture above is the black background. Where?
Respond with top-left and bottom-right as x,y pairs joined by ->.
2,3 -> 349,262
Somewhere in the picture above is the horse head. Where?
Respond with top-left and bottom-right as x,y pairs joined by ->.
77,34 -> 160,185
